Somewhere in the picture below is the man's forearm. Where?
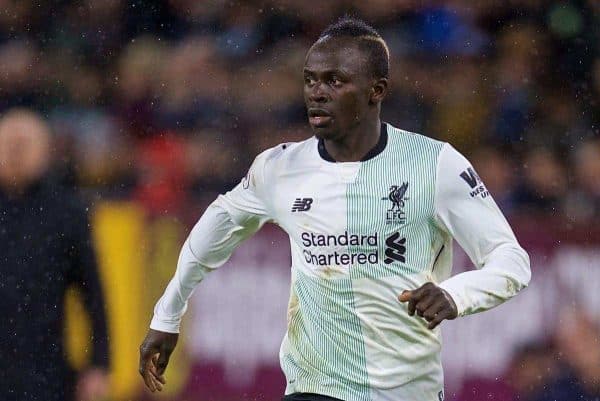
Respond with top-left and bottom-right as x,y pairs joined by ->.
150,200 -> 259,333
439,242 -> 531,316
150,239 -> 213,333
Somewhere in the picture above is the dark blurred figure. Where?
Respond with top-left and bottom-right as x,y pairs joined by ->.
502,312 -> 600,401
504,342 -> 559,401
133,133 -> 189,217
454,343 -> 555,401
0,109 -> 109,401
546,310 -> 600,400
471,146 -> 518,214
564,140 -> 600,222
515,148 -> 567,214
455,375 -> 514,401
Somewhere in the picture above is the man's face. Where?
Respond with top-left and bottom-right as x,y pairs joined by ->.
0,112 -> 50,191
303,38 -> 375,140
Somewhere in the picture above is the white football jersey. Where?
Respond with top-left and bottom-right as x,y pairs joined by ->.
151,123 -> 530,401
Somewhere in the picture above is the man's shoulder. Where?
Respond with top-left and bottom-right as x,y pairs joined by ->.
254,136 -> 316,168
385,124 -> 448,168
386,123 -> 447,150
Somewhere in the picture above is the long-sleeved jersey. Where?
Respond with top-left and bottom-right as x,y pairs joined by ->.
150,123 -> 531,401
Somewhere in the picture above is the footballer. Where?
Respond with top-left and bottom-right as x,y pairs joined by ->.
139,17 -> 530,401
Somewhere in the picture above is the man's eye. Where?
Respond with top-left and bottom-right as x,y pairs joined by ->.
304,76 -> 315,85
330,77 -> 342,86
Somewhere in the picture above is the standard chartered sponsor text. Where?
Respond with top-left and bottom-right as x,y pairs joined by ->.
301,231 -> 379,266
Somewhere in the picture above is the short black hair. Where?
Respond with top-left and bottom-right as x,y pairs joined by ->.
317,16 -> 389,79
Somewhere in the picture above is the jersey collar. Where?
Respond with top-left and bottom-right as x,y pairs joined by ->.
317,122 -> 388,163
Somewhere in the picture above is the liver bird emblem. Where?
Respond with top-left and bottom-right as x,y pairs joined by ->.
387,182 -> 408,210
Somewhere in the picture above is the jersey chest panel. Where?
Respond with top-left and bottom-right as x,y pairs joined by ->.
270,159 -> 436,278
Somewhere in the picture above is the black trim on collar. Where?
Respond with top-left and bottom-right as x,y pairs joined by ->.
318,122 -> 388,163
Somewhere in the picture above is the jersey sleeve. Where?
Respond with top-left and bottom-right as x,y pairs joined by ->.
150,151 -> 274,333
434,144 -> 531,317
217,148 -> 274,227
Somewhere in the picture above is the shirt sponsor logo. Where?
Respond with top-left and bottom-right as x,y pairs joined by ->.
460,167 -> 490,199
301,231 -> 378,247
301,231 -> 379,265
384,232 -> 406,264
291,198 -> 313,212
300,231 -> 407,266
382,183 -> 409,225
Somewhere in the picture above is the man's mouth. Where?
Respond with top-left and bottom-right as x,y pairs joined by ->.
308,108 -> 333,127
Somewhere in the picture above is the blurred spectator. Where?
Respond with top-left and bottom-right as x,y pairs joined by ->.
216,4 -> 263,60
525,85 -> 592,154
57,0 -> 124,67
515,148 -> 567,214
411,4 -> 489,57
134,133 -> 189,217
0,40 -> 41,111
114,35 -> 167,137
0,109 -> 109,401
504,342 -> 559,401
0,0 -> 594,224
471,146 -> 518,213
456,375 -> 514,401
492,310 -> 600,401
427,59 -> 490,152
546,310 -> 600,400
594,57 -> 600,97
544,0 -> 597,86
185,129 -> 245,197
489,23 -> 543,147
156,36 -> 231,130
564,139 -> 600,221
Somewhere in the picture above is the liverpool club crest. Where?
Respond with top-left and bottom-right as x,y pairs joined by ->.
382,183 -> 408,225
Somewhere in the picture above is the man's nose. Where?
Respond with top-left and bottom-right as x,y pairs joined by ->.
309,82 -> 328,103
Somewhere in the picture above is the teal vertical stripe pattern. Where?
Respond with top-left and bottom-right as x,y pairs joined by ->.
347,125 -> 444,280
281,125 -> 445,401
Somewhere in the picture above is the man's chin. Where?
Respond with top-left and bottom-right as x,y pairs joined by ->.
310,125 -> 337,140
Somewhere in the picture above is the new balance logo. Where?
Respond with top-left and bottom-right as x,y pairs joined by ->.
384,232 -> 406,264
291,198 -> 313,212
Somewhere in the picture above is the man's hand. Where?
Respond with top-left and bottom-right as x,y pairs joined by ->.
399,282 -> 458,329
76,368 -> 109,401
139,329 -> 179,392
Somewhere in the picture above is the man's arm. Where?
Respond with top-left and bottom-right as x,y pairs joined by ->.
400,144 -> 530,328
435,144 -> 531,315
66,197 -> 110,400
149,200 -> 269,333
139,150 -> 274,392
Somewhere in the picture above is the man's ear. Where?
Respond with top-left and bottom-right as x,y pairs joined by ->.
370,77 -> 388,104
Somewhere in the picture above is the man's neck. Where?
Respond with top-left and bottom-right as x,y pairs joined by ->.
324,117 -> 381,162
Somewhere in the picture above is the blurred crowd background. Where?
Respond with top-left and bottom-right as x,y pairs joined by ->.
0,0 -> 599,401
2,0 -> 599,220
